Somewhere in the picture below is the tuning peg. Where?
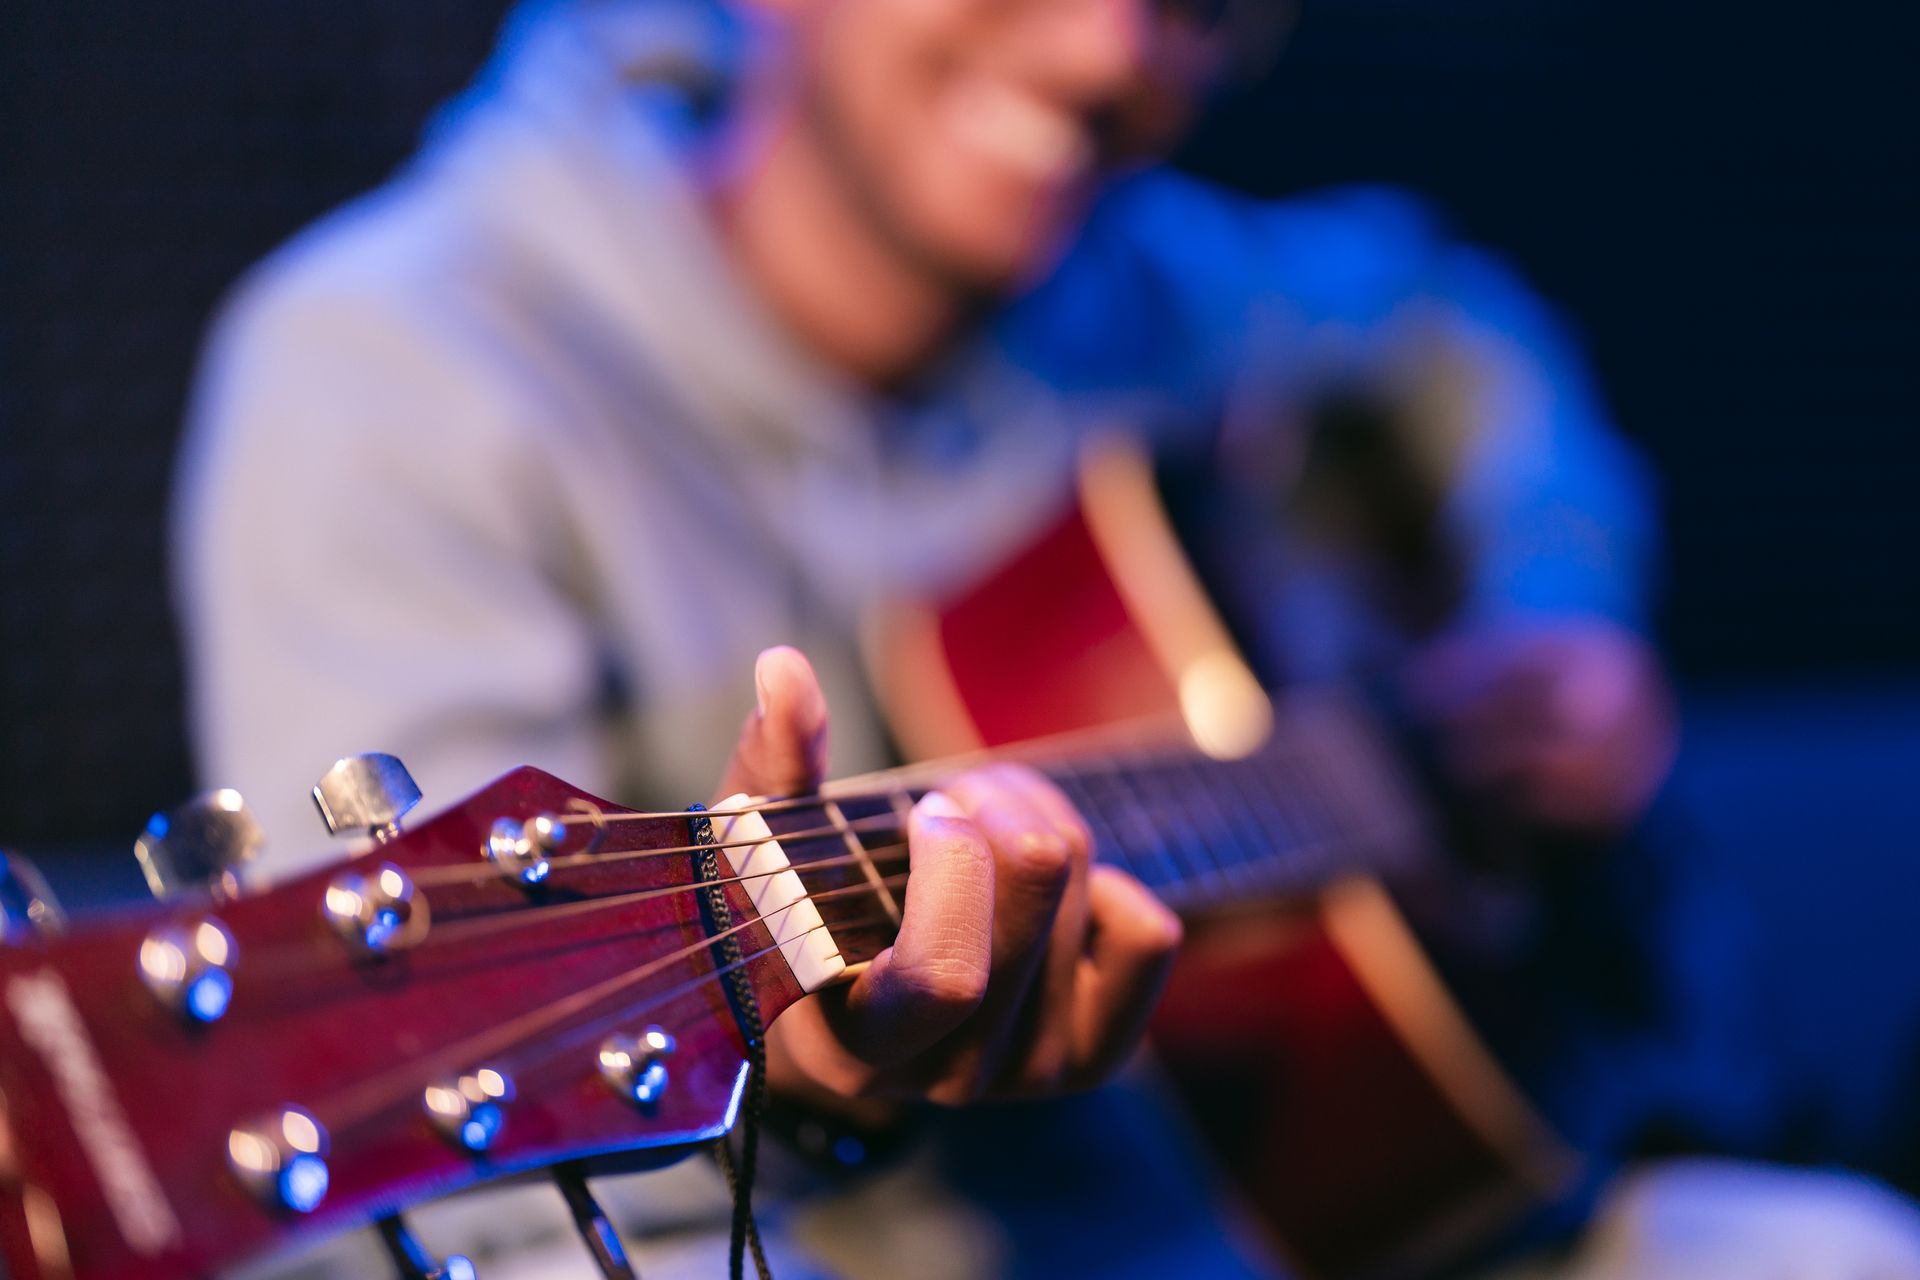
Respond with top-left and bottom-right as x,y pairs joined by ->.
0,853 -> 65,942
133,789 -> 264,901
227,1105 -> 330,1213
377,1214 -> 477,1280
312,753 -> 421,843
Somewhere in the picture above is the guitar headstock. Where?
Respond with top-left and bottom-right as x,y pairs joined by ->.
0,765 -> 809,1279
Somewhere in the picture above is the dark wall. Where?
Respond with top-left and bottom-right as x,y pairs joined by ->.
2,0 -> 1915,846
1178,0 -> 1920,677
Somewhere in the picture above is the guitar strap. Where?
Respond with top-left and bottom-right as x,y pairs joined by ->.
688,804 -> 774,1280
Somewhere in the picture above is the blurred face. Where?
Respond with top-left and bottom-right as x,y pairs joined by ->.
759,0 -> 1233,291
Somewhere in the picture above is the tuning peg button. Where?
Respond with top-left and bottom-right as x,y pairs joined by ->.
134,790 -> 264,901
485,814 -> 563,886
139,918 -> 238,1024
423,1068 -> 514,1152
313,754 -> 421,843
227,1106 -> 330,1213
323,862 -> 426,956
0,854 -> 65,942
599,1027 -> 676,1108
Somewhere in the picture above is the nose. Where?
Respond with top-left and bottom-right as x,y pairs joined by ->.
1029,0 -> 1154,106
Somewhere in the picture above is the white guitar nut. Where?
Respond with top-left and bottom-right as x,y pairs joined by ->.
708,795 -> 846,993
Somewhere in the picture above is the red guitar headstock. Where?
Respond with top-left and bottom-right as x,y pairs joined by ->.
0,765 -> 812,1280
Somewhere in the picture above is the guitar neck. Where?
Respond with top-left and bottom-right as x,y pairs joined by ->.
774,689 -> 1436,967
1045,689 -> 1434,913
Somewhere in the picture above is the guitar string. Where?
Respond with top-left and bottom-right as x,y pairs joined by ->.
309,882 -> 905,1134
408,810 -> 913,888
393,758 -> 1311,959
395,745 -> 1362,951
294,712 -> 1381,1124
537,704 -> 1247,827
407,735 -> 1301,893
302,755 -> 1369,1132
229,841 -> 909,984
419,846 -> 910,949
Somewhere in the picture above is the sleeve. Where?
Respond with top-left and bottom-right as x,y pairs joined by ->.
1413,232 -> 1661,632
172,254 -> 612,876
1069,178 -> 1662,637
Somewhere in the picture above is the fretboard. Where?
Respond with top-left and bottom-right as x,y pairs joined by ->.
767,689 -> 1435,969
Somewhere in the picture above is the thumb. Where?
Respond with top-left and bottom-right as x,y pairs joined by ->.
714,646 -> 830,802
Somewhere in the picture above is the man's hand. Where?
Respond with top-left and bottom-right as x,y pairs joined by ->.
718,646 -> 1182,1104
1403,617 -> 1678,834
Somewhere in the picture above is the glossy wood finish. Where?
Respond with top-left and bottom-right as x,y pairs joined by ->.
0,768 -> 802,1279
866,448 -> 1574,1278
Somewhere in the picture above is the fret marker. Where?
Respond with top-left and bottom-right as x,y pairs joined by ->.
709,795 -> 847,993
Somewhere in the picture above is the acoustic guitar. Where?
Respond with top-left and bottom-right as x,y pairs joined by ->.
865,436 -> 1582,1279
0,440 -> 1576,1280
0,676 -> 1571,1276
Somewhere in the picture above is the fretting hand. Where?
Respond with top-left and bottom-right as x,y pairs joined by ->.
715,646 -> 1182,1104
1403,616 -> 1678,834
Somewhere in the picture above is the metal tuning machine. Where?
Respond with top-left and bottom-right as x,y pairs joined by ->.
227,1105 -> 331,1214
134,788 -> 264,901
485,813 -> 563,887
313,755 -> 430,955
312,753 -> 422,844
0,853 -> 64,943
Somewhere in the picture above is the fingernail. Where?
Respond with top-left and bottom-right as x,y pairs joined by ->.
753,649 -> 775,718
914,790 -> 965,821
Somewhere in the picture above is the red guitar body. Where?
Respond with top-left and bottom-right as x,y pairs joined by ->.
867,441 -> 1575,1279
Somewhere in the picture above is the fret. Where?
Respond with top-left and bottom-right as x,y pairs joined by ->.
1174,758 -> 1268,895
824,798 -> 902,925
784,689 -> 1434,933
1219,756 -> 1313,889
1129,758 -> 1241,899
1076,763 -> 1187,891
768,801 -> 899,967
1249,739 -> 1334,860
1047,768 -> 1146,882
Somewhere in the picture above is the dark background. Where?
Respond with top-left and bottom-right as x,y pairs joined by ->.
2,0 -> 1915,843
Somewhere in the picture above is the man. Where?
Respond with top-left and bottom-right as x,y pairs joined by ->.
177,0 -> 1890,1276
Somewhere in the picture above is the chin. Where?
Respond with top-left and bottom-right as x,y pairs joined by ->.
906,178 -> 1094,296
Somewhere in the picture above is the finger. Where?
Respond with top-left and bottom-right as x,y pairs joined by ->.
714,645 -> 829,802
945,765 -> 1080,976
988,767 -> 1095,1091
1064,866 -> 1182,1088
830,790 -> 994,1067
927,766 -> 1086,1096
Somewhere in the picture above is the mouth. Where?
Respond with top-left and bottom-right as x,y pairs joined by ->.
939,75 -> 1095,190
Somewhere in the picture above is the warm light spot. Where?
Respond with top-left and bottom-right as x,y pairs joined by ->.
324,884 -> 364,919
1177,652 -> 1273,760
194,921 -> 231,965
281,1110 -> 322,1154
475,1069 -> 507,1099
139,937 -> 187,984
228,1130 -> 273,1173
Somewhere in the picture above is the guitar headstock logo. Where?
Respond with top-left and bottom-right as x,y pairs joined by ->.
6,969 -> 180,1256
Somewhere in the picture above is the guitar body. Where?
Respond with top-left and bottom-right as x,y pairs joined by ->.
866,441 -> 1576,1279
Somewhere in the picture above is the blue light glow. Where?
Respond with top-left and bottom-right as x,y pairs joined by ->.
185,970 -> 233,1023
459,1102 -> 504,1152
364,907 -> 402,950
632,1061 -> 669,1107
279,1153 -> 329,1213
